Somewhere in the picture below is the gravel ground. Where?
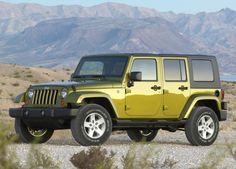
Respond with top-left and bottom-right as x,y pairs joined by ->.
9,130 -> 236,169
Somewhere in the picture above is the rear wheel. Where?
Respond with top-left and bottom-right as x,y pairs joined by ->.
127,129 -> 158,142
185,106 -> 219,146
71,104 -> 112,146
15,118 -> 54,143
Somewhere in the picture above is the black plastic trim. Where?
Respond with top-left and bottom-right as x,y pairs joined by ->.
9,108 -> 78,119
188,57 -> 221,89
219,110 -> 227,121
221,101 -> 227,110
113,120 -> 186,130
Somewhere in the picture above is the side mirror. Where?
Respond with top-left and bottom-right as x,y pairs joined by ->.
71,73 -> 74,79
130,71 -> 142,81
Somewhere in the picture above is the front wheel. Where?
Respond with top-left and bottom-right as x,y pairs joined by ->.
71,104 -> 112,146
185,106 -> 219,146
15,118 -> 54,143
127,129 -> 158,142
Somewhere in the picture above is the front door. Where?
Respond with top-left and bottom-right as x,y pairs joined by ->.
125,58 -> 163,116
162,57 -> 190,117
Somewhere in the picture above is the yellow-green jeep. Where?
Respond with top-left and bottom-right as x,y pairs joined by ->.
9,54 -> 227,146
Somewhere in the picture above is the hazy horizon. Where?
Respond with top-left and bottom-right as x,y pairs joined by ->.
2,0 -> 236,14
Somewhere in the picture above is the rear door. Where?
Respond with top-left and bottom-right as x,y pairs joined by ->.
162,57 -> 190,118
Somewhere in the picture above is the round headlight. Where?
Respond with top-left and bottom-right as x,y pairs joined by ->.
61,88 -> 68,98
28,89 -> 34,99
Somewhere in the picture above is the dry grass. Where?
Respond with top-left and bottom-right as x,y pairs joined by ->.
199,140 -> 236,169
220,82 -> 236,131
222,81 -> 236,110
0,64 -> 70,110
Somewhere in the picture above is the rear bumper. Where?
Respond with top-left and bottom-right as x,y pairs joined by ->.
220,101 -> 227,121
9,107 -> 78,119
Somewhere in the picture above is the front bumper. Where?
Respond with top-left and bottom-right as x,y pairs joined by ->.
9,107 -> 78,119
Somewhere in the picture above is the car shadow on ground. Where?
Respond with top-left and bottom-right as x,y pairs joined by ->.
46,135 -> 190,146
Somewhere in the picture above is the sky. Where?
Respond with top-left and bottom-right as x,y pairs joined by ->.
3,0 -> 236,14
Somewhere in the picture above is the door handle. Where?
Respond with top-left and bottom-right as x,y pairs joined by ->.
151,85 -> 161,91
178,85 -> 188,91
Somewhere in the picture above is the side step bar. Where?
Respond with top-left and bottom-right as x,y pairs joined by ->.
113,120 -> 186,130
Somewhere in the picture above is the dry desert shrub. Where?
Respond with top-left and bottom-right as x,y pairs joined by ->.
122,145 -> 178,169
70,147 -> 115,169
25,145 -> 59,169
199,140 -> 236,169
71,145 -> 178,169
12,83 -> 20,87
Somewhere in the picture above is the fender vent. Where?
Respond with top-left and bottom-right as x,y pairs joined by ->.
32,89 -> 58,105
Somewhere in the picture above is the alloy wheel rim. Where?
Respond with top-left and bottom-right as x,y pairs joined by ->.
84,112 -> 106,139
197,114 -> 215,140
27,128 -> 47,137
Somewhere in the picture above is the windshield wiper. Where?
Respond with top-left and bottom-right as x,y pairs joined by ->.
73,75 -> 106,80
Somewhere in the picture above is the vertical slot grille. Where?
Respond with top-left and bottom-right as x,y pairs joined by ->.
32,89 -> 58,105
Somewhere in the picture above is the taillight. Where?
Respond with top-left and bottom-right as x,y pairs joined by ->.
221,89 -> 225,100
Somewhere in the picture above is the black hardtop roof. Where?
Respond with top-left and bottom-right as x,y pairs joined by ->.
84,53 -> 216,59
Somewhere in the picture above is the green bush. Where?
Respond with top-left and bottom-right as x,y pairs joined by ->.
0,123 -> 20,169
199,141 -> 236,169
122,145 -> 178,169
0,123 -> 58,169
25,145 -> 59,169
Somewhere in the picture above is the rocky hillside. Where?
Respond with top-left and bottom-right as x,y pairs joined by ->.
0,2 -> 160,35
0,17 -> 197,68
0,2 -> 236,73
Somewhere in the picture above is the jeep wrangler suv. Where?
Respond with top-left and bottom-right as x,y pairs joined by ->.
9,54 -> 227,146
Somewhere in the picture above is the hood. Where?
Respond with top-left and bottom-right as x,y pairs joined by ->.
31,80 -> 122,89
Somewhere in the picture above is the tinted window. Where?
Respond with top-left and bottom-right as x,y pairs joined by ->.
192,60 -> 214,81
74,56 -> 128,78
131,59 -> 157,81
164,59 -> 187,81
80,61 -> 104,75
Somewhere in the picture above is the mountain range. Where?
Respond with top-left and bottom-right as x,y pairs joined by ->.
0,1 -> 235,74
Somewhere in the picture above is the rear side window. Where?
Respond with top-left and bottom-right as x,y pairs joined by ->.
164,59 -> 187,81
192,60 -> 214,82
131,59 -> 157,81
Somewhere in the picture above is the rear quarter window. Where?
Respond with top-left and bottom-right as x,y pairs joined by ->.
164,59 -> 187,81
192,60 -> 214,82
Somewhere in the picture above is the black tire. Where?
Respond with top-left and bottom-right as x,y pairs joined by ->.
71,104 -> 112,146
127,129 -> 158,142
185,106 -> 219,146
15,118 -> 54,143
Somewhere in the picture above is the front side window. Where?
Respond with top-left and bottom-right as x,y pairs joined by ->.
131,59 -> 157,81
74,56 -> 128,78
192,60 -> 214,81
164,59 -> 187,81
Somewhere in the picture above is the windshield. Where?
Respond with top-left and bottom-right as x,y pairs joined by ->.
73,56 -> 128,79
